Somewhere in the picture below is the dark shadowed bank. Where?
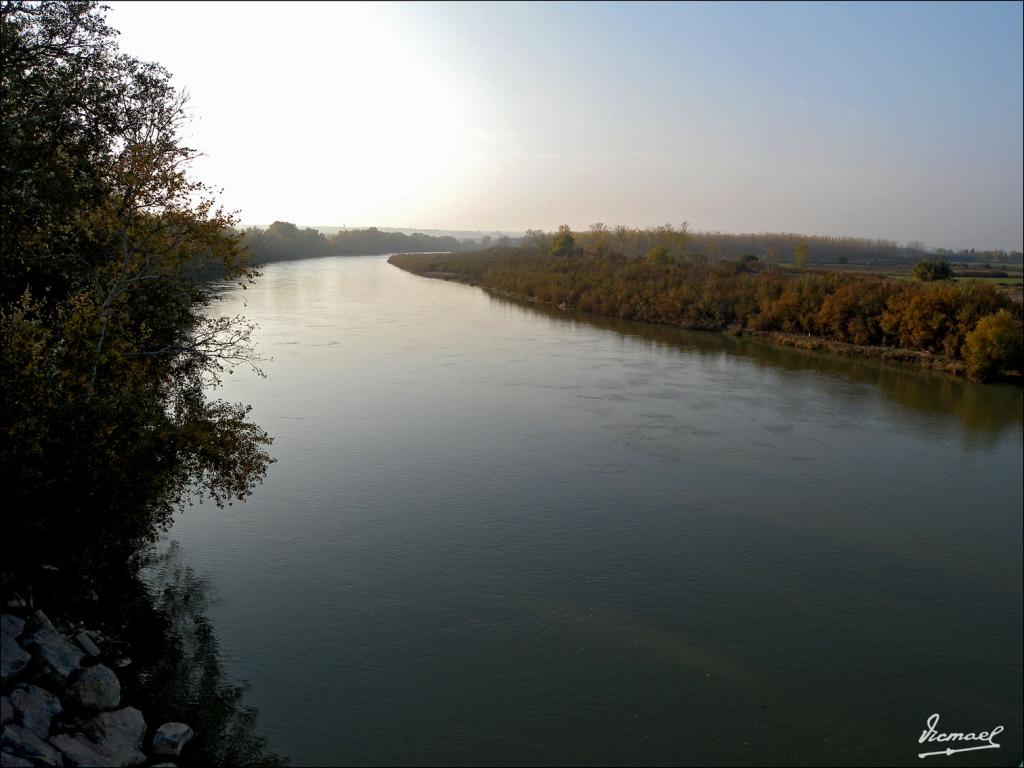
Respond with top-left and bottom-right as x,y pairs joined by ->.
1,3 -> 281,764
124,544 -> 284,766
1,546 -> 285,766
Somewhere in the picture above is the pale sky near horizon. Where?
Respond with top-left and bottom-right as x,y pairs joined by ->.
107,1 -> 1023,251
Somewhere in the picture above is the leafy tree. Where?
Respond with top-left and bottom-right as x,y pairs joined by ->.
1,1 -> 273,575
646,245 -> 673,265
793,241 -> 809,269
913,259 -> 954,281
964,309 -> 1023,382
549,224 -> 576,258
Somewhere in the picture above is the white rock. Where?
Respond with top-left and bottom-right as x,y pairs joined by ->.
68,665 -> 121,711
0,749 -> 34,767
10,684 -> 62,737
150,722 -> 194,757
0,614 -> 24,639
75,631 -> 102,658
72,706 -> 147,766
51,733 -> 122,767
0,615 -> 30,685
21,610 -> 83,686
0,725 -> 62,767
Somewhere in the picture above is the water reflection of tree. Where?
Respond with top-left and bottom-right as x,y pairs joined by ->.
487,291 -> 1023,443
122,542 -> 286,767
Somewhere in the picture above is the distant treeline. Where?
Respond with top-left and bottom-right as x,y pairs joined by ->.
389,228 -> 1023,382
240,221 -> 513,263
569,224 -> 1022,265
244,221 -> 1021,267
687,232 -> 1021,266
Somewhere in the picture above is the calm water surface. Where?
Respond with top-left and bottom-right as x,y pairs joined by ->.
163,255 -> 1022,766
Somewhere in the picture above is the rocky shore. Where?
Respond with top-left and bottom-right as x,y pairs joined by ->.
1,606 -> 192,767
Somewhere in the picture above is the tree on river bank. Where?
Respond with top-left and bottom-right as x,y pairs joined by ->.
913,259 -> 955,281
0,1 -> 273,578
389,230 -> 1024,382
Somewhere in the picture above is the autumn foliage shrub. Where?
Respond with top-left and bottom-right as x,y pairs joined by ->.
964,310 -> 1024,382
391,236 -> 1023,382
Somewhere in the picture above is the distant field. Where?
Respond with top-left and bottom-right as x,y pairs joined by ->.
795,262 -> 1023,301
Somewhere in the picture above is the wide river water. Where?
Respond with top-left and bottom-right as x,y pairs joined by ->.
163,254 -> 1022,766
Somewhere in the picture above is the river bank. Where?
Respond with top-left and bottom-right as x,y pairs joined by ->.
742,330 -> 965,374
391,261 -> 1024,382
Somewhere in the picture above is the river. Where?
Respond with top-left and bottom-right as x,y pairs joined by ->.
161,254 -> 1022,766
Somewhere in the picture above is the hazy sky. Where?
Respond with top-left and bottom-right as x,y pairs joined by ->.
108,1 -> 1023,250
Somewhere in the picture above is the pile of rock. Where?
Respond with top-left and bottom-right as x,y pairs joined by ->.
1,611 -> 193,767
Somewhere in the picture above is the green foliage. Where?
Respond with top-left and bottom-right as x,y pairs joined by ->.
793,241 -> 809,269
913,259 -> 954,281
964,310 -> 1023,382
389,230 -> 1023,379
549,225 -> 576,259
646,246 -> 673,265
1,1 -> 273,573
574,223 -> 691,263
